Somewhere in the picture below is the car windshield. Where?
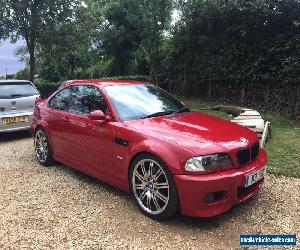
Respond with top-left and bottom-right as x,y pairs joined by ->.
0,82 -> 39,99
104,83 -> 188,121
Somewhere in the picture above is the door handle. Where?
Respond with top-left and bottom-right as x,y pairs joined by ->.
64,116 -> 70,122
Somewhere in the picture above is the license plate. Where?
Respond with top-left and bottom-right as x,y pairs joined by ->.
2,116 -> 28,125
244,166 -> 267,187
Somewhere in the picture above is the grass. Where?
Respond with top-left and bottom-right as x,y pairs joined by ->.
181,97 -> 300,178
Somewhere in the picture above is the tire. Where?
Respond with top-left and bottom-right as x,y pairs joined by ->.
129,153 -> 179,221
34,128 -> 54,166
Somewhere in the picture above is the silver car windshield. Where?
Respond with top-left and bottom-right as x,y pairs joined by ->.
0,82 -> 39,99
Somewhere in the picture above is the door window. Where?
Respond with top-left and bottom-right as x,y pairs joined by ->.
69,85 -> 108,116
48,87 -> 71,111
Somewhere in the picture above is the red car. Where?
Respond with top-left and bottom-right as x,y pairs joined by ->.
31,80 -> 268,220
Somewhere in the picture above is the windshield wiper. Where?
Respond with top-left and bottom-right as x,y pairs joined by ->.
143,110 -> 174,119
172,107 -> 190,115
142,107 -> 190,119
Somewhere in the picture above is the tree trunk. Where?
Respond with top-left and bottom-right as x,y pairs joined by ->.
29,48 -> 36,83
25,36 -> 36,83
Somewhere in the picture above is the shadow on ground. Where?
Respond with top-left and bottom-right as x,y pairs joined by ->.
0,130 -> 32,142
52,160 -> 254,230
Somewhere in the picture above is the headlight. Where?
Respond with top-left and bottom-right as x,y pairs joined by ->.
185,154 -> 232,172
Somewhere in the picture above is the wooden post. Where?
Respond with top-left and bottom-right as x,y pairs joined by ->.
241,83 -> 245,103
208,80 -> 212,99
295,83 -> 300,120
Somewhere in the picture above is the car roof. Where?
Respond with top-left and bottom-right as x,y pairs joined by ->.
0,80 -> 32,84
64,79 -> 147,87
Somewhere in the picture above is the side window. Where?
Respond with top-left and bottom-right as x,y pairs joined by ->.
48,87 -> 71,111
69,85 -> 108,116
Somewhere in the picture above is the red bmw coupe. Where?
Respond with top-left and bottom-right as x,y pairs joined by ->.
31,80 -> 268,220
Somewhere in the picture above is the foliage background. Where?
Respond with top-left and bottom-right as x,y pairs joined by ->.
1,0 -> 300,119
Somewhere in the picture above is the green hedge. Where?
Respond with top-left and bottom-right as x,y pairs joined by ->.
100,75 -> 150,81
34,82 -> 61,98
34,75 -> 150,98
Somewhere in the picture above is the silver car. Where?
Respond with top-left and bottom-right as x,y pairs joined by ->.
0,80 -> 40,132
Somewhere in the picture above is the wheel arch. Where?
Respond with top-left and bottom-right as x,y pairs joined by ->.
127,151 -> 161,182
126,139 -> 188,177
34,124 -> 44,134
34,120 -> 49,134
33,122 -> 54,151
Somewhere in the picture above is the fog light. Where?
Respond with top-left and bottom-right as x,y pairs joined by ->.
204,193 -> 215,203
204,191 -> 224,203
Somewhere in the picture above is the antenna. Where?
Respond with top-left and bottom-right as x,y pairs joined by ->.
5,67 -> 7,80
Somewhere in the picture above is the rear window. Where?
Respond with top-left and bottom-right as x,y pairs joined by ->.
0,82 -> 39,99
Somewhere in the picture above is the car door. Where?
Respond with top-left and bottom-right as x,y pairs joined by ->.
66,85 -> 115,177
46,87 -> 74,158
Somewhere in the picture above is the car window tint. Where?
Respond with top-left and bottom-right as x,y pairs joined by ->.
48,87 -> 71,111
69,85 -> 108,115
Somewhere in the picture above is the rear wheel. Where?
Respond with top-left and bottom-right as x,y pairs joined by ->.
129,154 -> 179,221
34,128 -> 53,166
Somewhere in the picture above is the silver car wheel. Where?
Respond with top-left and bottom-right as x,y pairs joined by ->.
35,130 -> 48,163
132,159 -> 170,215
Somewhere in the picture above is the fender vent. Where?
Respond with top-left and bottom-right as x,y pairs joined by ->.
114,137 -> 129,146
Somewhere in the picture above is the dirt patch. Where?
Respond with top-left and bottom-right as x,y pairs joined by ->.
0,133 -> 299,249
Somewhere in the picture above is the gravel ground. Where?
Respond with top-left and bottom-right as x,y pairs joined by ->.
0,131 -> 299,250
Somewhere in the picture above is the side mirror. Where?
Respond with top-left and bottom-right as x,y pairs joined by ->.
87,110 -> 106,121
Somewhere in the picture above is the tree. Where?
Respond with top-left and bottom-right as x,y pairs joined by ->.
166,0 -> 300,117
90,0 -> 172,79
0,0 -> 80,82
14,68 -> 30,80
38,4 -> 95,81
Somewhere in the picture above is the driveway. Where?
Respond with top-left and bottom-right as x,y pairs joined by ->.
0,132 -> 299,249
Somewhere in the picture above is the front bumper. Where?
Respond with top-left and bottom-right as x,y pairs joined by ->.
174,149 -> 268,217
0,112 -> 33,133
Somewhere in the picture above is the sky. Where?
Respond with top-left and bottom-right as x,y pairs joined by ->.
0,39 -> 26,77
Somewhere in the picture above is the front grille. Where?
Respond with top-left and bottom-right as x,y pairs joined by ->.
237,148 -> 250,165
236,142 -> 260,166
251,142 -> 259,160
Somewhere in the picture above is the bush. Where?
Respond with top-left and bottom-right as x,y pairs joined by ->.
100,75 -> 150,82
14,68 -> 29,80
34,80 -> 61,98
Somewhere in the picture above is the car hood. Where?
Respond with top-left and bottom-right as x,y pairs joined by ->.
125,111 -> 258,155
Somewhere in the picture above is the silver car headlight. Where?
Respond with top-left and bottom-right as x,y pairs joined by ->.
185,154 -> 232,172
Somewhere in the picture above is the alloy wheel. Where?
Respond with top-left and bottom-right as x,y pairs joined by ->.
132,159 -> 170,215
35,130 -> 49,163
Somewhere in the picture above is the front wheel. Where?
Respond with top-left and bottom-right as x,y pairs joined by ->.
129,154 -> 179,221
34,128 -> 53,166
